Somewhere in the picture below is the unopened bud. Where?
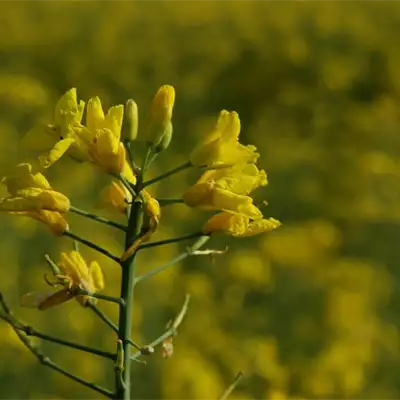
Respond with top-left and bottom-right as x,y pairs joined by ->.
123,99 -> 138,141
147,85 -> 175,146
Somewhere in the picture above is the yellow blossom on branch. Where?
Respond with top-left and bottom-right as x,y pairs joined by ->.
0,163 -> 70,235
21,250 -> 105,310
203,212 -> 281,237
183,163 -> 267,219
190,110 -> 259,167
0,163 -> 70,212
84,96 -> 136,182
23,88 -> 92,167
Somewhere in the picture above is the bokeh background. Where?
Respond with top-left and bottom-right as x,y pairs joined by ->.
1,1 -> 400,399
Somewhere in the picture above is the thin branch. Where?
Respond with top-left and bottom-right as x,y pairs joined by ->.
134,236 -> 210,284
19,326 -> 116,360
137,232 -> 203,251
142,161 -> 191,187
70,206 -> 127,232
63,231 -> 120,263
217,371 -> 245,400
0,292 -> 113,398
88,304 -> 118,334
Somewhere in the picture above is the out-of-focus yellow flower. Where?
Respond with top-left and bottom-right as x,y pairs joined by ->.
0,164 -> 69,235
97,180 -> 132,214
203,212 -> 281,237
21,251 -> 105,310
23,88 -> 92,167
85,96 -> 127,175
0,163 -> 70,212
183,163 -> 266,219
121,189 -> 161,261
190,110 -> 259,167
147,85 -> 175,146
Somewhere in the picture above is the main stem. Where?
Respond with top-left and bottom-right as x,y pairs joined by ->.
115,187 -> 142,400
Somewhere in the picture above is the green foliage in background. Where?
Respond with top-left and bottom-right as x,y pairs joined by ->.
1,1 -> 400,399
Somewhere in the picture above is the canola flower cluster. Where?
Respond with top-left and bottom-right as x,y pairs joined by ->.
1,85 -> 279,245
0,85 -> 279,397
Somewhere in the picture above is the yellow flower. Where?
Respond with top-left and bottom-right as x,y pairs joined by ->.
85,96 -> 136,182
97,180 -> 132,214
21,251 -> 104,310
13,210 -> 68,236
0,163 -> 70,212
23,88 -> 92,168
202,212 -> 281,237
147,85 -> 175,146
0,164 -> 69,235
183,163 -> 267,219
190,110 -> 259,167
121,190 -> 161,261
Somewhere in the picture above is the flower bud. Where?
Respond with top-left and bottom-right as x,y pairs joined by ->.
123,99 -> 138,141
147,85 -> 175,146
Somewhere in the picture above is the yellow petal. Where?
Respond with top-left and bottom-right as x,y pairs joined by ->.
104,105 -> 124,139
202,212 -> 248,236
54,88 -> 85,128
39,137 -> 76,168
241,218 -> 281,237
13,210 -> 69,236
86,96 -> 105,131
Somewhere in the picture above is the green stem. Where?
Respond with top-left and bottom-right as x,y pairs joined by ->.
20,326 -> 116,360
70,206 -> 127,232
0,293 -> 113,398
115,197 -> 143,399
142,161 -> 191,187
157,198 -> 185,207
217,372 -> 245,400
138,232 -> 203,251
89,304 -> 119,334
134,236 -> 210,284
63,231 -> 120,263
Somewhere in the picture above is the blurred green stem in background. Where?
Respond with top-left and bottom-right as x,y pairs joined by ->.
157,197 -> 184,207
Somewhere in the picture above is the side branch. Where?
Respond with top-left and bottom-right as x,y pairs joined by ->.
70,206 -> 127,232
142,161 -> 191,187
134,236 -> 211,284
63,231 -> 120,263
137,232 -> 203,251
